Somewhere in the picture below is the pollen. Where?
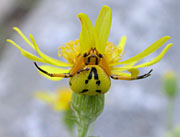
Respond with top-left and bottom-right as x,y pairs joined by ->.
58,39 -> 123,66
105,41 -> 124,64
58,39 -> 80,64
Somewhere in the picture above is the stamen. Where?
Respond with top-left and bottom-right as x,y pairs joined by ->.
57,47 -> 62,57
59,39 -> 81,64
105,41 -> 123,64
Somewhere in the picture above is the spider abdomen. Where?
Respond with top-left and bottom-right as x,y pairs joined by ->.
69,65 -> 111,95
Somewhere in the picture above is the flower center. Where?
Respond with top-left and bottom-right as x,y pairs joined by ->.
58,39 -> 123,66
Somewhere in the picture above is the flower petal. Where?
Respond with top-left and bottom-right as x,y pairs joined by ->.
110,61 -> 137,71
111,70 -> 131,76
111,68 -> 140,79
29,34 -> 72,67
118,35 -> 127,51
114,36 -> 171,65
55,90 -> 72,111
37,65 -> 70,81
13,27 -> 35,49
6,39 -> 46,63
78,13 -> 94,53
133,43 -> 173,68
94,5 -> 112,54
35,91 -> 56,104
128,68 -> 139,78
111,43 -> 172,70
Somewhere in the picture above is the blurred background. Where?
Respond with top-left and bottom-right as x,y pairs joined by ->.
0,0 -> 180,137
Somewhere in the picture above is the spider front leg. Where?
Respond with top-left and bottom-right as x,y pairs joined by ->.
77,66 -> 90,74
34,62 -> 72,78
111,69 -> 153,80
135,69 -> 153,80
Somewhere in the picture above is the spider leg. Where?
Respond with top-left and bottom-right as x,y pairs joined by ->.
77,66 -> 90,74
111,75 -> 132,80
111,69 -> 153,80
135,69 -> 153,80
34,62 -> 72,78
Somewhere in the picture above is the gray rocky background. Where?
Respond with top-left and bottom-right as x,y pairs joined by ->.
0,0 -> 180,137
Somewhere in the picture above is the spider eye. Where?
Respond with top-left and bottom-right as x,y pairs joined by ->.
83,53 -> 88,57
98,54 -> 103,58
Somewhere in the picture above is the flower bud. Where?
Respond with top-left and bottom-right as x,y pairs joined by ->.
163,71 -> 178,98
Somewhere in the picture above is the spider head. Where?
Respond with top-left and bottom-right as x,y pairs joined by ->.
83,48 -> 103,65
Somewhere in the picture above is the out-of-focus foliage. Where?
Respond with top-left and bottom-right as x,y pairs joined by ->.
163,70 -> 180,137
166,126 -> 180,137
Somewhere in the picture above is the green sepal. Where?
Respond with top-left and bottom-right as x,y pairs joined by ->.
71,93 -> 104,137
62,109 -> 76,136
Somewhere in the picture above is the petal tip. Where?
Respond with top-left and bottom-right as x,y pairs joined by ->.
121,35 -> 127,41
77,13 -> 88,23
6,39 -> 10,42
13,26 -> 19,31
29,33 -> 33,39
122,35 -> 127,38
164,35 -> 171,40
168,43 -> 174,47
102,5 -> 111,10
101,5 -> 112,16
77,13 -> 86,18
77,13 -> 89,24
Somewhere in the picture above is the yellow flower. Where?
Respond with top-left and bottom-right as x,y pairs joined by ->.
7,5 -> 173,95
36,88 -> 72,111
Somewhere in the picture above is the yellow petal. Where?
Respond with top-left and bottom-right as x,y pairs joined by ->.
6,39 -> 46,63
37,65 -> 70,81
111,70 -> 131,77
111,68 -> 139,79
114,36 -> 171,65
94,5 -> 112,54
13,27 -> 35,49
35,91 -> 56,104
111,67 -> 130,72
35,89 -> 72,111
118,35 -> 127,50
133,43 -> 173,68
111,43 -> 172,70
111,61 -> 137,72
29,34 -> 72,67
111,69 -> 139,79
54,90 -> 72,111
78,13 -> 94,53
128,68 -> 139,78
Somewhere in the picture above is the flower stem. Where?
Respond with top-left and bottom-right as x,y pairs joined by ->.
166,98 -> 175,131
78,123 -> 89,137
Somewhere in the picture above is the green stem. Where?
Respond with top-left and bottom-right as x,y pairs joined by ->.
166,98 -> 175,131
78,123 -> 89,137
